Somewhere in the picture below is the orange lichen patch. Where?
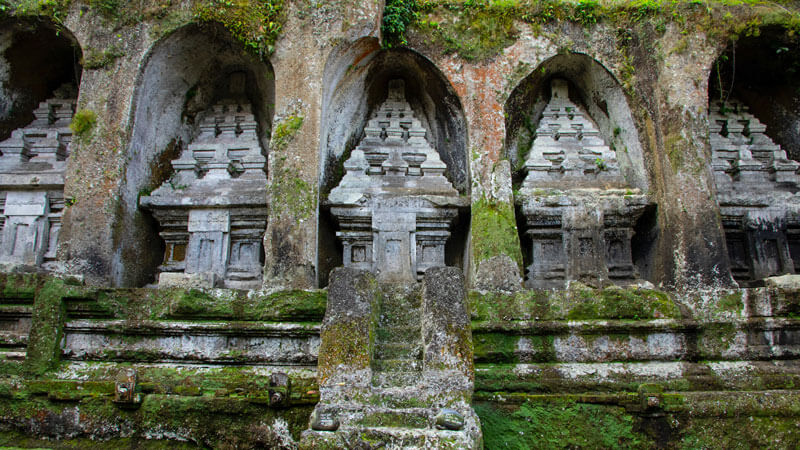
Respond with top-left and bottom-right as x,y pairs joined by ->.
352,40 -> 381,68
464,64 -> 506,162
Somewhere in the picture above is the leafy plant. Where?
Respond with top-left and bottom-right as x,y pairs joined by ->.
70,109 -> 97,139
382,0 -> 418,48
595,157 -> 607,171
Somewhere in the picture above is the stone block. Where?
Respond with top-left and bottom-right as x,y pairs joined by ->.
158,271 -> 219,288
316,267 -> 378,388
421,266 -> 474,390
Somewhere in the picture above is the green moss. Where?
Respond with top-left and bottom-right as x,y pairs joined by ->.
469,285 -> 678,322
23,279 -> 80,376
268,114 -> 316,221
416,1 -> 518,60
471,196 -> 524,271
473,333 -> 519,363
411,1 -> 800,61
317,318 -> 374,386
5,0 -> 72,23
82,44 -> 125,70
475,398 -> 649,449
698,322 -> 738,357
69,109 -> 97,140
680,416 -> 800,448
192,0 -> 283,57
566,285 -> 681,320
271,114 -> 304,152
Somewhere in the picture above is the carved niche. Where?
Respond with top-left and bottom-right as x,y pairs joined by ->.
0,85 -> 76,269
710,99 -> 800,285
517,79 -> 650,288
140,72 -> 267,288
326,79 -> 467,282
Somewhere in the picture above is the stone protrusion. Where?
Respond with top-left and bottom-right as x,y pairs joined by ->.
517,79 -> 651,289
0,90 -> 75,270
327,79 -> 467,282
140,73 -> 268,289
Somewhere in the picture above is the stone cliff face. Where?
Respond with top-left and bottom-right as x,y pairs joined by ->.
0,0 -> 799,448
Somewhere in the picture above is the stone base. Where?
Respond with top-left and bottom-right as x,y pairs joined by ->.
299,407 -> 482,449
158,272 -> 219,288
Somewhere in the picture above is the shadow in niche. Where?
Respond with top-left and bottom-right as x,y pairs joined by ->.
317,45 -> 469,287
0,19 -> 82,140
121,23 -> 274,287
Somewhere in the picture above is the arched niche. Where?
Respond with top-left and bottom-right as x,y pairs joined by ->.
0,19 -> 82,139
506,52 -> 655,288
118,23 -> 274,287
708,27 -> 800,286
317,40 -> 469,287
505,52 -> 647,191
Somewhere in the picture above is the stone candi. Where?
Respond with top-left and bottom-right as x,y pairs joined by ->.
710,99 -> 800,285
140,72 -> 268,289
327,79 -> 467,282
517,79 -> 650,288
0,84 -> 76,270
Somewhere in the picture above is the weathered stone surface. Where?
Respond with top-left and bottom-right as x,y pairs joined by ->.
474,255 -> 523,293
316,267 -> 377,388
422,267 -> 474,389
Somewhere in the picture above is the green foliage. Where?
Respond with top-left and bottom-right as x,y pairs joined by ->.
88,0 -> 119,18
70,109 -> 97,139
595,157 -> 607,171
7,0 -> 72,23
382,0 -> 418,48
192,0 -> 283,57
476,399 -> 647,449
572,0 -> 599,25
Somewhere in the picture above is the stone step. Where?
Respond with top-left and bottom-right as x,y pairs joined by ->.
371,370 -> 422,388
351,408 -> 431,429
372,358 -> 422,372
374,342 -> 421,360
301,427 -> 475,449
376,325 -> 421,346
1,350 -> 26,361
377,313 -> 420,329
0,331 -> 27,346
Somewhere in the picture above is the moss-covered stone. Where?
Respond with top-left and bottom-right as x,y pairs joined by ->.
24,279 -> 86,376
471,196 -> 524,271
317,317 -> 374,386
469,284 -> 680,322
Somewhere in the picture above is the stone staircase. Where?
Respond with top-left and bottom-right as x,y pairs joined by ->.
300,268 -> 483,449
371,283 -> 423,390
